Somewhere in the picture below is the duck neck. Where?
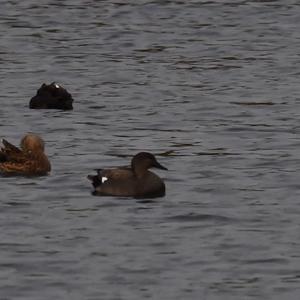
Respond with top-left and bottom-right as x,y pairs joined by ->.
133,165 -> 148,178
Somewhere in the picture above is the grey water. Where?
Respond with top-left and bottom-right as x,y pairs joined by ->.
0,0 -> 300,299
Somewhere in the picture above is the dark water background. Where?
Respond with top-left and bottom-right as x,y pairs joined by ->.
0,0 -> 300,299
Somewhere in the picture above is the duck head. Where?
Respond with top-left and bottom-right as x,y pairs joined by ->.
20,134 -> 45,153
131,152 -> 167,176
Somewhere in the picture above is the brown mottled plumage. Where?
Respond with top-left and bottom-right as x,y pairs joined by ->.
0,134 -> 51,176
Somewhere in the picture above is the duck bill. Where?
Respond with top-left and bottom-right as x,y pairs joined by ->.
154,161 -> 168,170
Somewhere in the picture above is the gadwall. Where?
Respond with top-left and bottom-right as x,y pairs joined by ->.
29,82 -> 73,110
88,152 -> 167,198
0,134 -> 51,176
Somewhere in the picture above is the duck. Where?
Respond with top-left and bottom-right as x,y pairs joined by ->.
88,152 -> 168,198
29,82 -> 73,110
0,134 -> 51,176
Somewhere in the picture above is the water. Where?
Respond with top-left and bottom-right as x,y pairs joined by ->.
0,0 -> 300,299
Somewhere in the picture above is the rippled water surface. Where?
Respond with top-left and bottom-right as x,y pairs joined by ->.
1,1 -> 300,299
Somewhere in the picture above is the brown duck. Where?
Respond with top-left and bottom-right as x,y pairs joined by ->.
0,134 -> 51,176
88,152 -> 167,198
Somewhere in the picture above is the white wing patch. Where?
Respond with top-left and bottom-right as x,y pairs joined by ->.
54,83 -> 60,88
102,176 -> 108,183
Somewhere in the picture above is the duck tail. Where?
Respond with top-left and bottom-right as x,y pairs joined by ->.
2,139 -> 22,153
87,174 -> 102,188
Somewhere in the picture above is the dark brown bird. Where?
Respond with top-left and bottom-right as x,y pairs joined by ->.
0,134 -> 51,176
88,152 -> 168,198
29,82 -> 73,110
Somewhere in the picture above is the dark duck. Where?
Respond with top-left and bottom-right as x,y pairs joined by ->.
29,82 -> 73,110
88,152 -> 168,198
